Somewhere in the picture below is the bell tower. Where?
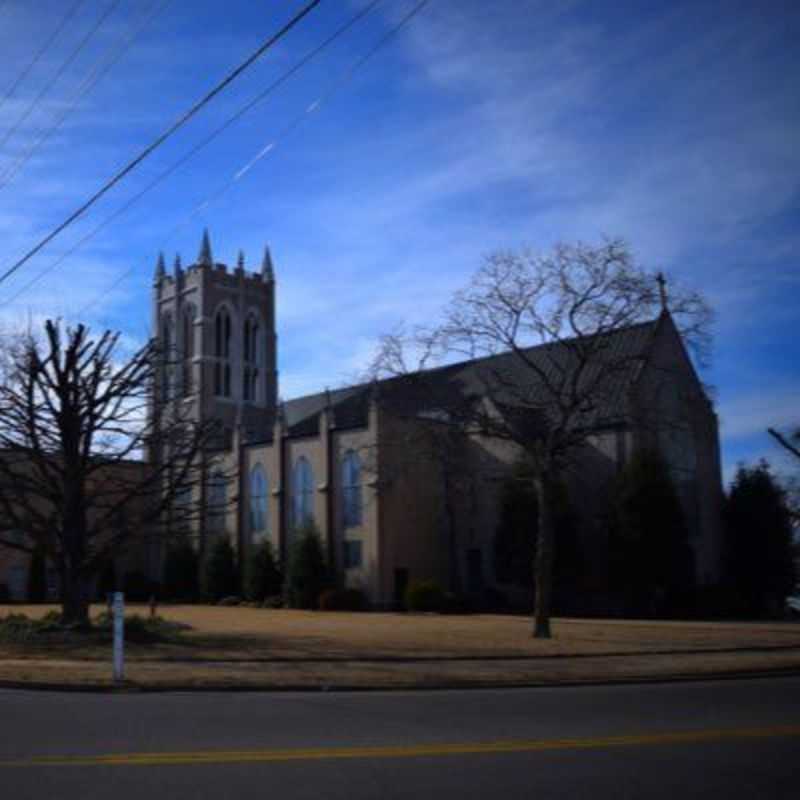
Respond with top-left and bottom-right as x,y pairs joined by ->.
152,229 -> 278,444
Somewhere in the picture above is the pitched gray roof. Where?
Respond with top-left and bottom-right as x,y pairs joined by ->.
282,317 -> 662,438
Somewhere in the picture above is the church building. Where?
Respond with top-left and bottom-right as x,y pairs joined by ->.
148,231 -> 725,612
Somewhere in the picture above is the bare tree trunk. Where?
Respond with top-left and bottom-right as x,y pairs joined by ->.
61,565 -> 90,626
62,505 -> 91,626
533,475 -> 556,638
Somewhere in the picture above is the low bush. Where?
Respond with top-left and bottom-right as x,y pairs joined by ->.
404,579 -> 445,612
0,584 -> 9,604
217,595 -> 241,607
261,595 -> 284,609
0,614 -> 42,642
319,588 -> 369,612
0,611 -> 84,642
93,612 -> 190,643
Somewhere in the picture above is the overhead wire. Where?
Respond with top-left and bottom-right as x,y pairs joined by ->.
4,0 -> 385,306
78,0 -> 432,319
0,0 -> 125,176
0,0 -> 323,290
0,0 -> 173,192
0,0 -> 86,120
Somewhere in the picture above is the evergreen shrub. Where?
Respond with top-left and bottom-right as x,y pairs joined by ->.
404,579 -> 445,612
203,537 -> 239,601
245,539 -> 282,603
286,522 -> 328,609
163,539 -> 199,601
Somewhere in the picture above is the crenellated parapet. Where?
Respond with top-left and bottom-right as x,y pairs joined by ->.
151,228 -> 279,444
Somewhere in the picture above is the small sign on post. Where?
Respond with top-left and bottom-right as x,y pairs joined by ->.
112,592 -> 124,684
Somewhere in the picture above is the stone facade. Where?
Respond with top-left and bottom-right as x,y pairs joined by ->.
144,233 -> 724,610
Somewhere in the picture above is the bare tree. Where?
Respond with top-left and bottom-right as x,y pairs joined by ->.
0,320 -> 219,625
370,240 -> 712,637
768,427 -> 800,463
768,427 -> 800,526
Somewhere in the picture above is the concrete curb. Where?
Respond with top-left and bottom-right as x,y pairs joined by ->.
1,667 -> 799,694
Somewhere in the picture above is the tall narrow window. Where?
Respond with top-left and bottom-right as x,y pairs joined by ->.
243,314 -> 260,403
249,464 -> 268,534
173,483 -> 192,533
342,451 -> 362,528
161,314 -> 173,402
214,308 -> 231,397
206,470 -> 227,535
292,457 -> 314,529
182,305 -> 195,397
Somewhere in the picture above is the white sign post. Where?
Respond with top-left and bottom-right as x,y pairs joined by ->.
112,592 -> 125,683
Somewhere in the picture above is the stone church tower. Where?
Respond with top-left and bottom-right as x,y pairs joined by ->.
152,229 -> 278,445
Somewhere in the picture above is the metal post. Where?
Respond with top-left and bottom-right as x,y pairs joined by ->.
112,592 -> 124,683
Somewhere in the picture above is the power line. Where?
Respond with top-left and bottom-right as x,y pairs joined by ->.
0,0 -> 172,192
78,0 -> 432,318
0,0 -> 124,166
5,0 -> 384,306
0,0 -> 86,119
0,0 -> 323,290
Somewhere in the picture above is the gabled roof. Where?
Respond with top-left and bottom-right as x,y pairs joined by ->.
282,316 -> 663,437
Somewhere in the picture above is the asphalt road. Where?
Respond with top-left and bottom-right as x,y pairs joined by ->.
1,676 -> 799,799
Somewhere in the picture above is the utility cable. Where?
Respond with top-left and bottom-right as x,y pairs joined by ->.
78,0 -> 431,318
0,0 -> 323,289
0,0 -> 172,192
0,0 -> 124,163
4,0 -> 384,306
0,0 -> 86,120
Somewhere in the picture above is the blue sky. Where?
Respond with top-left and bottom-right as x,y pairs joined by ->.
0,0 -> 797,486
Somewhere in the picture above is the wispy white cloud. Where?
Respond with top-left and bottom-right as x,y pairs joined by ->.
718,384 -> 800,441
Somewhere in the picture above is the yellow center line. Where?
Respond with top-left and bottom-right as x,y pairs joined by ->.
3,725 -> 799,768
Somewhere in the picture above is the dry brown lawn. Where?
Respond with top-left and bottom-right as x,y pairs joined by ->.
1,604 -> 799,689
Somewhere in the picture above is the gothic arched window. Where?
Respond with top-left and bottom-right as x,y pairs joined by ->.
161,313 -> 173,402
292,457 -> 314,529
173,482 -> 192,533
182,305 -> 196,397
206,470 -> 227,535
249,464 -> 268,534
243,314 -> 260,402
342,450 -> 362,528
214,307 -> 232,397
